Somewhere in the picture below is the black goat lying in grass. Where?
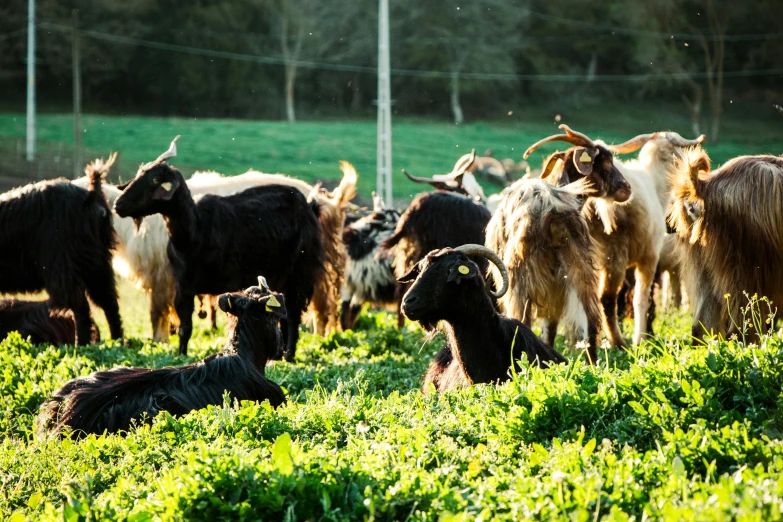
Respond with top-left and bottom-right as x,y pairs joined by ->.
114,137 -> 323,359
399,245 -> 566,393
37,277 -> 287,437
0,155 -> 123,345
0,299 -> 100,345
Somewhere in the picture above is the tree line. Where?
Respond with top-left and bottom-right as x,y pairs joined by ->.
0,0 -> 781,141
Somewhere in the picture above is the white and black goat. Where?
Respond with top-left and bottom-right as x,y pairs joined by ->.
0,155 -> 123,345
37,277 -> 287,437
399,245 -> 565,393
113,137 -> 323,359
340,195 -> 400,329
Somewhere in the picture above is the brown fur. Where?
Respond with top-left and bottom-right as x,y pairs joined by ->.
669,148 -> 783,339
486,178 -> 603,363
308,161 -> 357,335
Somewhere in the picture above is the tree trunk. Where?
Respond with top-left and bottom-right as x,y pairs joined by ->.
285,65 -> 296,122
681,86 -> 702,137
350,72 -> 362,113
450,71 -> 464,125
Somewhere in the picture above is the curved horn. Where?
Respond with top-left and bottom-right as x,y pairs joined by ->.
454,244 -> 509,298
606,133 -> 658,154
523,124 -> 595,159
257,276 -> 270,292
403,169 -> 451,190
156,135 -> 180,163
663,133 -> 706,147
453,148 -> 477,175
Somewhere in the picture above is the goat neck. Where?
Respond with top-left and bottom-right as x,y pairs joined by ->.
441,291 -> 508,385
222,313 -> 276,373
160,184 -> 200,254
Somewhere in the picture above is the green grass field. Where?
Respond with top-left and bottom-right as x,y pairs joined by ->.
1,109 -> 783,519
2,280 -> 783,520
0,103 -> 780,201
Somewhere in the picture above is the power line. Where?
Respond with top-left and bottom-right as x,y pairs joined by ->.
35,22 -> 783,82
515,7 -> 783,42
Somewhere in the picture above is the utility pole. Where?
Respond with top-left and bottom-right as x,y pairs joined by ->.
72,9 -> 83,177
26,0 -> 36,161
376,0 -> 393,206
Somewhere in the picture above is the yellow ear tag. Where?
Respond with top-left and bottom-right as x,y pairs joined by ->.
458,265 -> 470,275
161,182 -> 172,191
227,297 -> 232,309
265,295 -> 281,312
579,152 -> 592,163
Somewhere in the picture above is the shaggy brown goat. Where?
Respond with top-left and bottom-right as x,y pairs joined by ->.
485,178 -> 602,363
668,148 -> 783,340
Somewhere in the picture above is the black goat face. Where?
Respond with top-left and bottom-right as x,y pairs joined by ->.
218,288 -> 287,358
399,249 -> 481,325
543,147 -> 631,203
114,163 -> 182,219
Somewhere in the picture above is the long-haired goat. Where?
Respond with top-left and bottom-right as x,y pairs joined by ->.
187,162 -> 357,335
399,245 -> 565,393
75,161 -> 355,341
37,277 -> 286,437
669,149 -> 783,340
485,178 -> 602,363
0,155 -> 123,345
114,137 -> 323,359
0,299 -> 100,346
526,125 -> 702,346
341,195 -> 400,330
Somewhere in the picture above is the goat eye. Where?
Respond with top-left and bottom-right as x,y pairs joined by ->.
153,178 -> 161,185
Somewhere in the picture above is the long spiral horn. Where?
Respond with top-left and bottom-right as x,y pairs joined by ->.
454,244 -> 509,298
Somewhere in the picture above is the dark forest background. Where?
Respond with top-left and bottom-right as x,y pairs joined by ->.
1,0 -> 782,142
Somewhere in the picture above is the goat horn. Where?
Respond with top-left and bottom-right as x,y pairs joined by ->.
775,104 -> 783,117
452,149 -> 477,175
663,133 -> 706,147
454,244 -> 509,298
156,135 -> 180,163
606,133 -> 658,154
523,124 -> 595,159
258,276 -> 270,292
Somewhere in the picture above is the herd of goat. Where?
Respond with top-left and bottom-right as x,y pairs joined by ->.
1,113 -> 782,436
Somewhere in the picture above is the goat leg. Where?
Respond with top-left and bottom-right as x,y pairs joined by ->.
174,293 -> 195,356
632,261 -> 657,346
600,267 -> 628,349
71,293 -> 94,346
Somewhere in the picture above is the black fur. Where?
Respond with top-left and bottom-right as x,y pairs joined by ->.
0,171 -> 123,345
114,162 -> 323,359
340,209 -> 400,330
37,286 -> 287,437
399,248 -> 566,393
383,191 -> 492,319
0,299 -> 100,345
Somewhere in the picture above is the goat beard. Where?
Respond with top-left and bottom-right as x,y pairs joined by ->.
133,217 -> 143,234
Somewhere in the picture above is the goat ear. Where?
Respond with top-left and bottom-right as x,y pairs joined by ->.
151,176 -> 180,201
263,294 -> 288,320
219,294 -> 241,316
115,179 -> 132,191
571,147 -> 599,176
447,261 -> 477,283
397,263 -> 420,283
541,151 -> 568,183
